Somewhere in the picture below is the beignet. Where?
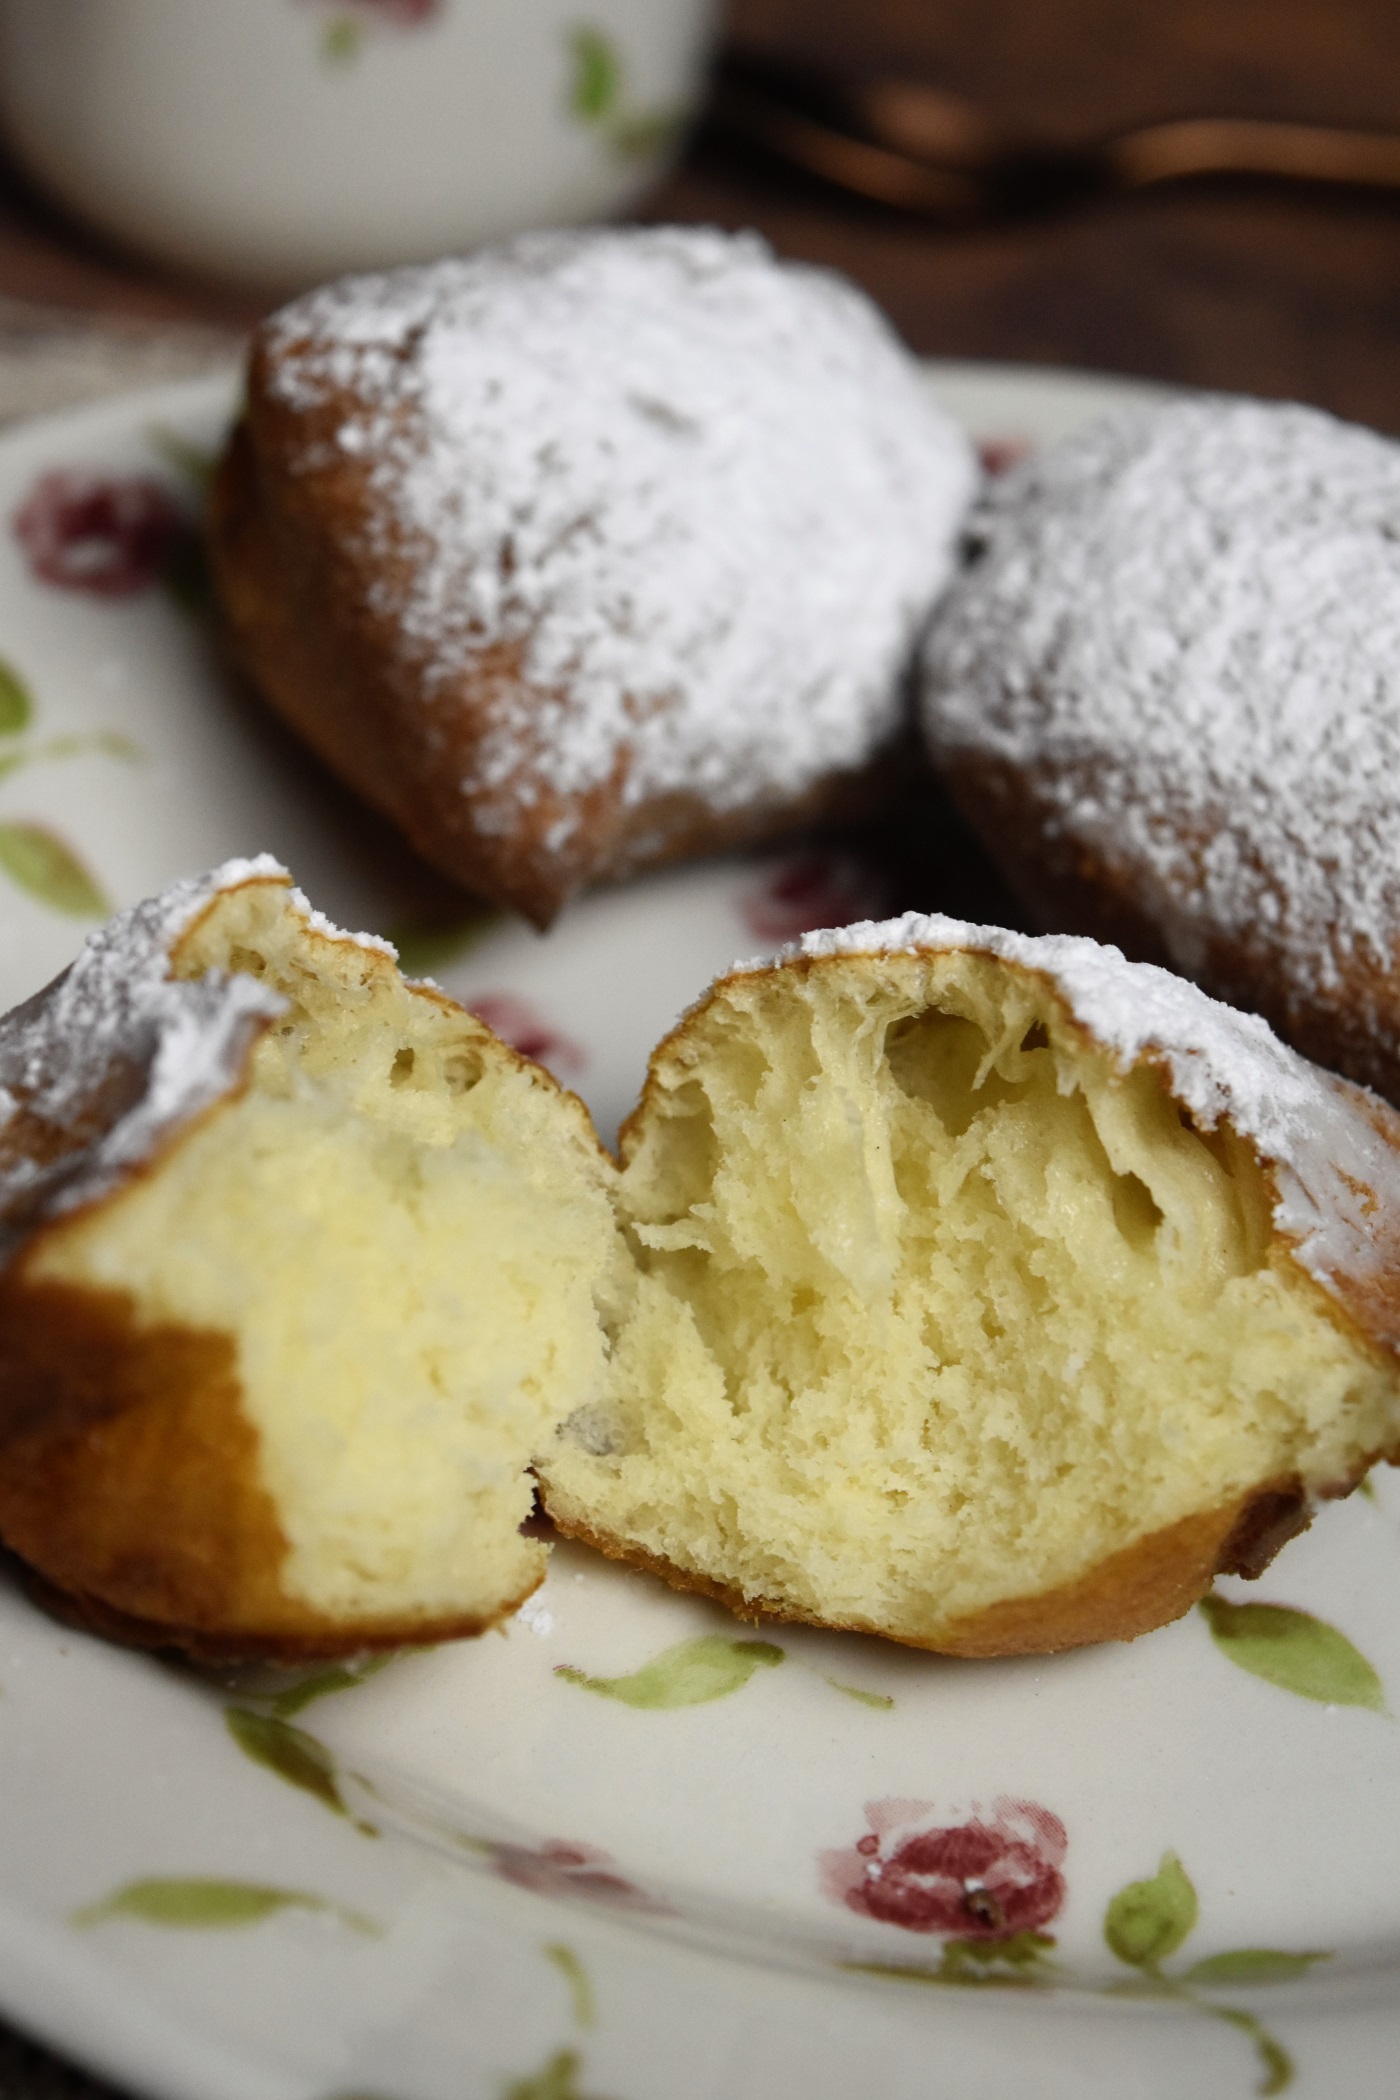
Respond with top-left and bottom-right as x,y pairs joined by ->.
920,395 -> 1400,1105
542,914 -> 1400,1654
209,227 -> 977,926
0,860 -> 620,1659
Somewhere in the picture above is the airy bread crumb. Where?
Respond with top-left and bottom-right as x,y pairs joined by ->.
542,942 -> 1400,1650
3,869 -> 621,1652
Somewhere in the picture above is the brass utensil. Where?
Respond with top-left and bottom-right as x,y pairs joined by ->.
711,49 -> 1400,222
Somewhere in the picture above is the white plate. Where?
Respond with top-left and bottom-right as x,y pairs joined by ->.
0,363 -> 1395,2100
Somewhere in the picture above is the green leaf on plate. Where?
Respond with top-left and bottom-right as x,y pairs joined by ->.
323,15 -> 364,63
1207,2004 -> 1295,2096
554,1634 -> 784,1708
265,1651 -> 398,1718
824,1675 -> 894,1710
545,1941 -> 595,2029
72,1877 -> 377,1934
1186,1948 -> 1331,1988
387,915 -> 500,976
1099,1974 -> 1181,2002
503,2047 -> 596,2100
1104,1851 -> 1198,1970
843,1961 -> 948,1987
939,1931 -> 1057,1985
1200,1593 -> 1386,1712
610,105 -> 685,161
146,425 -> 219,497
225,1707 -> 349,1819
847,1933 -> 1056,1991
0,729 -> 140,786
0,658 -> 32,736
567,26 -> 620,123
161,530 -> 212,616
0,821 -> 109,915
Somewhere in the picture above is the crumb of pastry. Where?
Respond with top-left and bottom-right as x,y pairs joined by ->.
22,875 -> 621,1630
543,932 -> 1400,1647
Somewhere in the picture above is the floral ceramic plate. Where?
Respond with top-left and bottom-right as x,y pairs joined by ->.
0,365 -> 1397,2100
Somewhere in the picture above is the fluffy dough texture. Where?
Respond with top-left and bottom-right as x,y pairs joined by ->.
209,226 -> 978,926
0,862 -> 622,1659
542,915 -> 1400,1653
919,396 -> 1400,1104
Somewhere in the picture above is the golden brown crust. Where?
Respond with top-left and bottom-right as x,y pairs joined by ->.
0,1273 -> 531,1661
940,747 -> 1400,1108
8,1559 -> 528,1666
209,368 -> 893,929
933,1489 -> 1304,1657
546,1473 -> 1365,1658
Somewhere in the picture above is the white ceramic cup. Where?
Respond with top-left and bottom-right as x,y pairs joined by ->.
0,0 -> 718,287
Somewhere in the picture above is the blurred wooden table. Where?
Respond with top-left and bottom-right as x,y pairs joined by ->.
0,0 -> 1397,426
2,2 -> 1399,2094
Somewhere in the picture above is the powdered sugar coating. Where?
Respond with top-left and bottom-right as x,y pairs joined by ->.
0,860 -> 291,1266
288,889 -> 395,958
264,227 -> 977,833
920,397 -> 1400,1013
738,909 -> 1400,1323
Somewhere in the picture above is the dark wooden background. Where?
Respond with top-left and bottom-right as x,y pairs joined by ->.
2,1 -> 1398,2093
0,0 -> 1397,425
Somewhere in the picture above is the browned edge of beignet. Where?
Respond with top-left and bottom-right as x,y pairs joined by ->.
547,1466 -> 1390,1659
0,1270 -> 532,1663
209,402 -> 902,929
939,748 -> 1400,1108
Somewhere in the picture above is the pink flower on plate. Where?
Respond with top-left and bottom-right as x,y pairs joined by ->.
467,993 -> 586,1079
821,1796 -> 1067,1939
13,471 -> 186,597
300,0 -> 441,26
490,1839 -> 664,1913
976,437 -> 1032,477
361,0 -> 439,18
741,853 -> 892,945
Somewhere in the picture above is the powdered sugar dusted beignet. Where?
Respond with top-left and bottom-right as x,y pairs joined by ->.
541,913 -> 1400,1654
920,396 -> 1400,1104
0,861 -> 622,1659
210,226 -> 977,926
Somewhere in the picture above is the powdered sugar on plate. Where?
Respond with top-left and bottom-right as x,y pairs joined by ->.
920,397 -> 1400,1005
741,909 -> 1400,1322
264,227 -> 977,833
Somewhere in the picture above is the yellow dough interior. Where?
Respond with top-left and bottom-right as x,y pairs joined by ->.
29,884 -> 623,1626
542,950 -> 1396,1643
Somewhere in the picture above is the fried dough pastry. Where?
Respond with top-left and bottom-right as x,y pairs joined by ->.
209,227 -> 977,927
541,915 -> 1400,1654
0,859 -> 620,1660
920,396 -> 1400,1106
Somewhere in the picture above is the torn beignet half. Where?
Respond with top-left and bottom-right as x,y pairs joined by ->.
0,859 -> 620,1660
541,916 -> 1400,1655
